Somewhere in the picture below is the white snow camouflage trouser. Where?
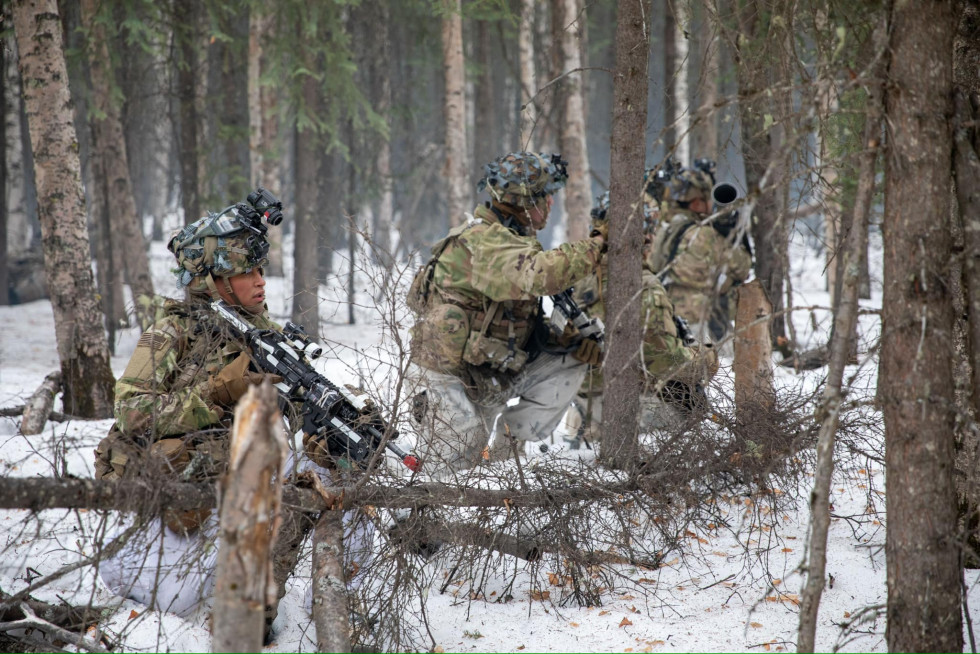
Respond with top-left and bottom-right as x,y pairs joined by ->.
409,352 -> 587,482
97,447 -> 375,618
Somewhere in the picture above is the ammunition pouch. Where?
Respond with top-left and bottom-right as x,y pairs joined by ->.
462,332 -> 528,373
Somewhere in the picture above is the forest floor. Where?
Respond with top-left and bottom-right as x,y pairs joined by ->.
1,230 -> 978,652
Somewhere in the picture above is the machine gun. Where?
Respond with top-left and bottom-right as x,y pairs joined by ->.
549,289 -> 605,350
211,300 -> 419,471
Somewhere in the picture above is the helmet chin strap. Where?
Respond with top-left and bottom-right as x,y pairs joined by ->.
205,272 -> 250,310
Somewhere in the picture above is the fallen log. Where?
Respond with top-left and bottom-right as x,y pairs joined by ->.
1,404 -> 76,422
20,371 -> 62,435
0,474 -> 662,514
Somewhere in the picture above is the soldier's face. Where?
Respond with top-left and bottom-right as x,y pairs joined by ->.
689,197 -> 710,214
216,267 -> 266,310
526,195 -> 554,230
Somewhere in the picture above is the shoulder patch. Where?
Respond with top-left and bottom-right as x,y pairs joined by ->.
137,332 -> 169,351
122,329 -> 176,381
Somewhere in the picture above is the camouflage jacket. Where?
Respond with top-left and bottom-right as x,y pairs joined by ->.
113,298 -> 281,439
646,209 -> 752,323
573,261 -> 704,396
409,204 -> 603,378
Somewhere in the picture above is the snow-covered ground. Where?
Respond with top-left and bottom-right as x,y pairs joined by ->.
1,228 -> 976,653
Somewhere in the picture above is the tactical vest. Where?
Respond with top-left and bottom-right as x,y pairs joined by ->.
408,221 -> 540,376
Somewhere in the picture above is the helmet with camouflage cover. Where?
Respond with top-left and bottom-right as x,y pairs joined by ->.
168,205 -> 270,292
663,167 -> 713,208
477,152 -> 569,208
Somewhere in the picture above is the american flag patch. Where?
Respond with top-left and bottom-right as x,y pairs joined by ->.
137,332 -> 168,351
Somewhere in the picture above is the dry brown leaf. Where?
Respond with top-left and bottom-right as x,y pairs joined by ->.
844,611 -> 852,618
434,647 -> 446,653
637,578 -> 657,584
750,622 -> 763,629
570,622 -> 579,628
599,610 -> 610,616
781,548 -> 793,553
128,609 -> 140,620
530,589 -> 550,601
651,640 -> 665,646
858,469 -> 867,475
620,617 -> 633,628
516,647 -> 525,651
773,579 -> 782,586
630,605 -> 640,613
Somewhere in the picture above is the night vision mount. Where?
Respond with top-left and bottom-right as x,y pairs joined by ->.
235,187 -> 284,238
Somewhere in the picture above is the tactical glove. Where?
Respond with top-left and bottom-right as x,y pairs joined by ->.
572,338 -> 603,367
589,219 -> 609,243
208,351 -> 282,407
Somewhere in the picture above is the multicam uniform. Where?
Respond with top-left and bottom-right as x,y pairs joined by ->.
95,298 -> 282,483
95,202 -> 373,623
568,260 -> 717,441
648,206 -> 752,343
409,203 -> 604,480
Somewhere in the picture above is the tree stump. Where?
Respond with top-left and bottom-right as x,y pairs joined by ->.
212,381 -> 287,653
733,280 -> 775,423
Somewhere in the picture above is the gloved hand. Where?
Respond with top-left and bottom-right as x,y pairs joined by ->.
208,351 -> 282,407
572,338 -> 603,366
589,219 -> 609,242
691,344 -> 720,382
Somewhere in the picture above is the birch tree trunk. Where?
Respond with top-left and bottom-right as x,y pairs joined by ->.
11,0 -> 115,418
881,1 -> 962,650
672,0 -> 690,164
442,0 -> 468,227
80,0 -> 154,311
598,0 -> 650,471
558,0 -> 592,241
248,8 -> 284,276
212,382 -> 286,653
373,3 -> 395,269
519,0 -> 537,150
796,22 -> 885,649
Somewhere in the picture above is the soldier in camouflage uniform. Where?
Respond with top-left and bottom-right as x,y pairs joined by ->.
646,167 -> 752,344
95,198 -> 374,631
407,152 -> 607,481
563,192 -> 718,448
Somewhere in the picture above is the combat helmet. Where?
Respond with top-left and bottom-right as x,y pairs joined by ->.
477,152 -> 568,208
168,188 -> 282,293
663,167 -> 713,208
